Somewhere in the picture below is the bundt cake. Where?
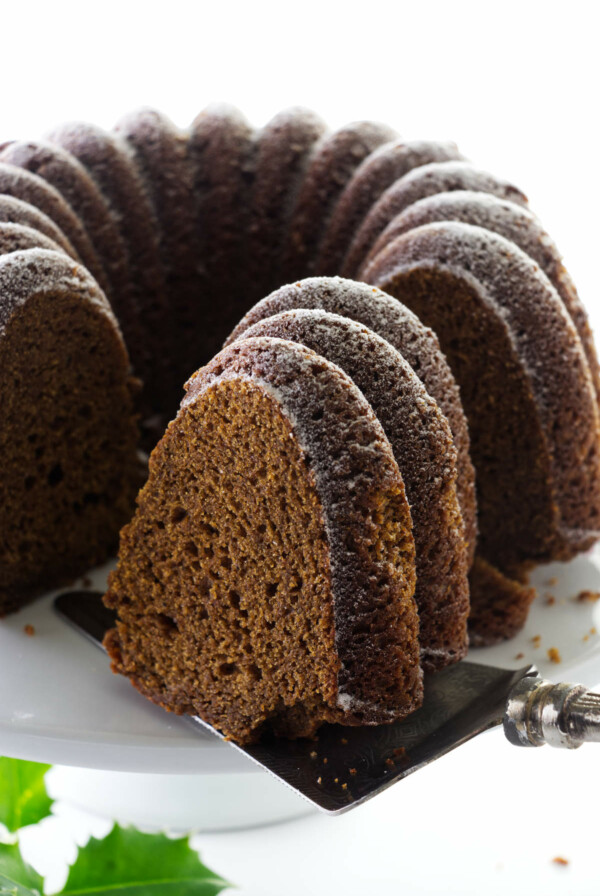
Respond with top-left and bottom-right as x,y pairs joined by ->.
104,337 -> 422,744
0,249 -> 139,615
0,104 -> 598,742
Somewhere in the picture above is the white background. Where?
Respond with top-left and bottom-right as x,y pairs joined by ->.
3,0 -> 600,893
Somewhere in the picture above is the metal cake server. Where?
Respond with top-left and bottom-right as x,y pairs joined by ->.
55,590 -> 600,815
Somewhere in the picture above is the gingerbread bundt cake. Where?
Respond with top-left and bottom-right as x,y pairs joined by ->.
1,104 -> 598,742
104,337 -> 422,744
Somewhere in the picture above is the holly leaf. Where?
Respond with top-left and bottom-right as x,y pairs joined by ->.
0,842 -> 44,896
60,825 -> 230,895
0,758 -> 52,833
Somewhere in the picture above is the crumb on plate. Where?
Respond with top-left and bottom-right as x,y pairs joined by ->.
574,590 -> 600,603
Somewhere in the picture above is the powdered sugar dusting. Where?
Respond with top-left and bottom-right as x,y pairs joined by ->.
354,159 -> 529,278
0,248 -> 120,337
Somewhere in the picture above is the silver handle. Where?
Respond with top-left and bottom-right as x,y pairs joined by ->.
504,674 -> 600,748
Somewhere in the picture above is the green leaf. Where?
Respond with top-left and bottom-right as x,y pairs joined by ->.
0,842 -> 44,896
0,758 -> 52,833
60,825 -> 230,895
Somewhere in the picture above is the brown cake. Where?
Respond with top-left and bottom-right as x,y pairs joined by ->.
45,121 -> 172,429
348,159 -> 529,279
315,140 -> 463,275
0,162 -> 109,295
1,103 -> 599,740
245,107 -> 326,302
0,194 -> 78,258
0,140 -> 142,367
0,222 -> 67,256
281,120 -> 398,283
114,108 -> 200,408
188,104 -> 257,364
363,221 -> 600,642
0,249 -> 139,614
360,190 -> 600,400
104,337 -> 422,744
230,308 -> 470,670
226,276 -> 477,566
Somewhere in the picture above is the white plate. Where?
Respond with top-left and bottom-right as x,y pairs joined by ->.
2,550 -> 600,775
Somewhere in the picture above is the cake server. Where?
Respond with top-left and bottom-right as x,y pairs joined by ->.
54,590 -> 600,815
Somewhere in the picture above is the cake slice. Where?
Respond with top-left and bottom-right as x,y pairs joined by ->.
104,337 -> 422,744
363,222 -> 600,641
226,276 -> 477,567
230,309 -> 470,671
0,249 -> 140,614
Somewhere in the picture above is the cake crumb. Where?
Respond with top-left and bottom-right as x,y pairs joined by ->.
574,590 -> 600,604
334,777 -> 339,784
341,782 -> 348,790
349,768 -> 357,776
393,747 -> 407,759
552,856 -> 569,866
385,757 -> 395,769
309,750 -> 317,760
583,634 -> 590,642
591,627 -> 597,635
545,595 -> 556,606
515,652 -> 525,660
531,635 -> 542,647
316,776 -> 322,786
81,575 -> 93,588
323,757 -> 328,764
340,737 -> 348,745
23,624 -> 35,637
544,577 -> 558,587
547,647 -> 561,663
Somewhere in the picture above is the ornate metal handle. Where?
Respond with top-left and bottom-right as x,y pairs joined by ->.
504,674 -> 600,748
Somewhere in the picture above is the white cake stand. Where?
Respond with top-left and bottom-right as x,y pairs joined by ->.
2,550 -> 600,831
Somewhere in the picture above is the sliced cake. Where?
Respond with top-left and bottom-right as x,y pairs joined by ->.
104,337 -> 422,743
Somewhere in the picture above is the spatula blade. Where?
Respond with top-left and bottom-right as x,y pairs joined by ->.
54,590 -> 536,813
